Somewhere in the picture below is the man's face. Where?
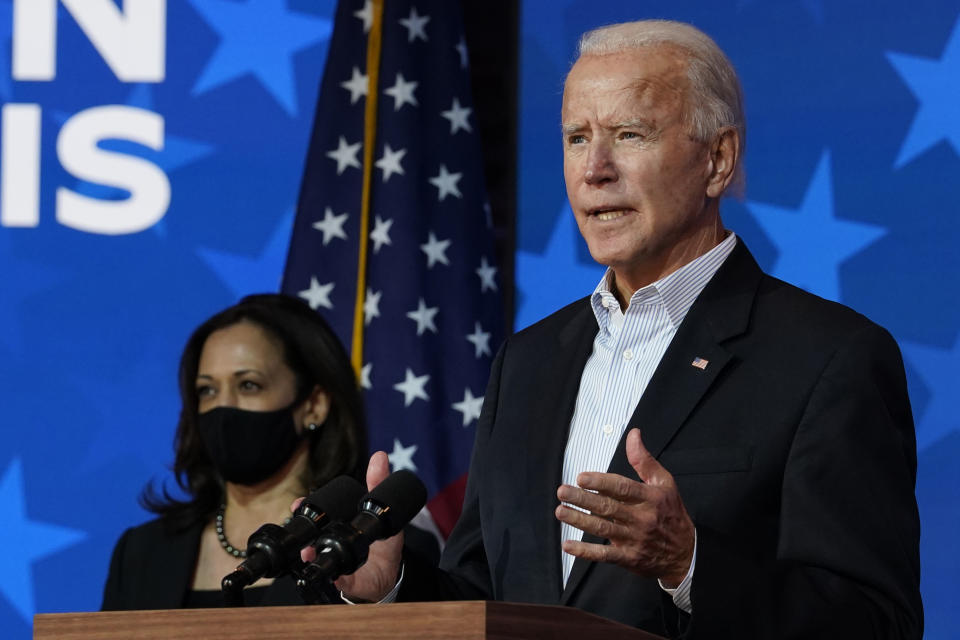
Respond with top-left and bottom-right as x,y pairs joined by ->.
562,46 -> 719,290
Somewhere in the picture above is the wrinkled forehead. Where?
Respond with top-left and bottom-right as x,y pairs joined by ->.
562,45 -> 691,111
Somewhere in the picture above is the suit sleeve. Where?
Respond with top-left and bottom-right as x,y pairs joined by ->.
100,528 -> 132,611
687,324 -> 923,639
398,340 -> 508,602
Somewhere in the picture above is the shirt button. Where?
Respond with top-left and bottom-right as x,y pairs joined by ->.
602,424 -> 614,435
623,349 -> 634,361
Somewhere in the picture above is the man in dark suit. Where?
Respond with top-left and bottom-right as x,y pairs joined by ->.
333,19 -> 922,639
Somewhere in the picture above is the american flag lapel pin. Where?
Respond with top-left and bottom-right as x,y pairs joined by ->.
691,357 -> 709,370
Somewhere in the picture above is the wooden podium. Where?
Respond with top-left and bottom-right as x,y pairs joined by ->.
34,601 -> 665,639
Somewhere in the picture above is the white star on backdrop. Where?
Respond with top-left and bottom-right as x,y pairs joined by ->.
311,207 -> 348,244
354,0 -> 372,33
452,388 -> 484,426
370,215 -> 394,253
466,321 -> 492,358
326,136 -> 361,174
407,297 -> 439,335
399,6 -> 430,42
375,144 -> 407,182
364,288 -> 382,325
420,231 -> 451,268
384,72 -> 419,110
394,368 -> 430,406
476,256 -> 498,292
388,438 -> 419,472
340,66 -> 368,104
429,164 -> 463,200
441,97 -> 473,134
298,276 -> 334,310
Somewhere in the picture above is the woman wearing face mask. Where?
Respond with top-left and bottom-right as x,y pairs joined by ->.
101,294 -> 367,609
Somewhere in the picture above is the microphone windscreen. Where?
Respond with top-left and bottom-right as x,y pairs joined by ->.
302,475 -> 366,522
364,470 -> 427,537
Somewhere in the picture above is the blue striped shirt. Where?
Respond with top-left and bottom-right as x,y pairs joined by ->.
560,233 -> 738,594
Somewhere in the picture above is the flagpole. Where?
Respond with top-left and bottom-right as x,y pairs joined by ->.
351,0 -> 385,377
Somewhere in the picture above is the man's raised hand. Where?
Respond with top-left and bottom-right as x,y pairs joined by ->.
555,428 -> 695,587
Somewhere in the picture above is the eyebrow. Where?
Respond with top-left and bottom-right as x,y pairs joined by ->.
195,369 -> 263,380
612,118 -> 652,130
561,118 -> 654,135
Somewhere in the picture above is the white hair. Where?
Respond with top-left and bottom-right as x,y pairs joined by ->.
577,20 -> 746,194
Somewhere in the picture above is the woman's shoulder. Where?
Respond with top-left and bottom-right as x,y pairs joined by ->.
103,515 -> 205,610
114,515 -> 203,553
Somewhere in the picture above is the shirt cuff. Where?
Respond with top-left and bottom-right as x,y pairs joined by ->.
658,529 -> 696,614
340,563 -> 404,605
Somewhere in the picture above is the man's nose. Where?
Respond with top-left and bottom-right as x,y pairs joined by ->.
584,142 -> 617,185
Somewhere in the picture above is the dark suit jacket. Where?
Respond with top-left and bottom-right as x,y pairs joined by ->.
401,242 -> 922,639
101,517 -> 302,610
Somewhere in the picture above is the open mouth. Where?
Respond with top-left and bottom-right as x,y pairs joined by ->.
589,208 -> 630,221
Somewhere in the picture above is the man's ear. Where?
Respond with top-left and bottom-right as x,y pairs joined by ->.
705,127 -> 740,198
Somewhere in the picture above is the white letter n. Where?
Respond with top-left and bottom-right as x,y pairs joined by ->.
13,0 -> 166,82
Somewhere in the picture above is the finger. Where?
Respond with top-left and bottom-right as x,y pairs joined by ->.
571,472 -> 649,504
561,537 -> 626,566
290,496 -> 305,513
366,450 -> 391,491
558,482 -> 636,517
334,573 -> 354,593
555,503 -> 631,540
626,429 -> 671,487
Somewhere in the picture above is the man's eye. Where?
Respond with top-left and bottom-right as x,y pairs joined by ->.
620,131 -> 640,140
567,134 -> 586,145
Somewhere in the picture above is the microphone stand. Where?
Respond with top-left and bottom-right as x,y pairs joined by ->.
221,570 -> 248,607
291,559 -> 340,605
222,559 -> 339,606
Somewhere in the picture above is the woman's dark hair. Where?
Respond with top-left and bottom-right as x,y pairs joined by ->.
141,293 -> 367,531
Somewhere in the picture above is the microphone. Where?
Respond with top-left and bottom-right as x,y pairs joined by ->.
300,469 -> 427,583
221,474 -> 365,596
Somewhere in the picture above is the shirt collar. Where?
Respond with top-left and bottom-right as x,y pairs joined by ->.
590,232 -> 738,330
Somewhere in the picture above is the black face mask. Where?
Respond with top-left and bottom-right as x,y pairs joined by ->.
196,405 -> 303,485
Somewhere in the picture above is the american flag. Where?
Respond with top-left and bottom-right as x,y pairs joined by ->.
282,0 -> 503,540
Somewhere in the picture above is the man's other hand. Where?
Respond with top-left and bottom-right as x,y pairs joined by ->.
295,450 -> 405,602
555,428 -> 695,587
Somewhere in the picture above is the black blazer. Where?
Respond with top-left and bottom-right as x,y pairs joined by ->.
101,517 -> 302,610
401,242 -> 922,639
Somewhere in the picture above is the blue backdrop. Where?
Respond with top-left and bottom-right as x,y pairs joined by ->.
0,1 -> 956,638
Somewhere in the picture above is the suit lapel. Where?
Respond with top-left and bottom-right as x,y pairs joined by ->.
148,522 -> 203,608
560,241 -> 762,605
523,299 -> 598,598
